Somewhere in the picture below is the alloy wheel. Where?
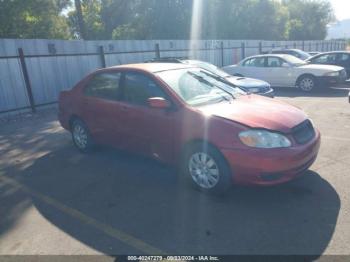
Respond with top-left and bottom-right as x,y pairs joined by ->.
299,77 -> 314,92
73,124 -> 88,149
188,152 -> 220,189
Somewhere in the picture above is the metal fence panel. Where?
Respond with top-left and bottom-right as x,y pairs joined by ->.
0,38 -> 346,116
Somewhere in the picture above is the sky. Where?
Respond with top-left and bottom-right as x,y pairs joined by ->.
330,0 -> 350,20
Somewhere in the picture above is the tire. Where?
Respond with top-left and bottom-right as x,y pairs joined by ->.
297,75 -> 316,92
71,118 -> 94,153
182,142 -> 232,194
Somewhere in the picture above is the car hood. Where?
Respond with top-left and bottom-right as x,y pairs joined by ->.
198,95 -> 307,133
299,64 -> 344,72
226,76 -> 270,88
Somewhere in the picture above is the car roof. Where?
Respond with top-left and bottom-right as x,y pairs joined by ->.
271,48 -> 298,51
243,54 -> 294,60
109,63 -> 193,73
313,51 -> 350,55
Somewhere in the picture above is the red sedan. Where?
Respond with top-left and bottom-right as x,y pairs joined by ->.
58,63 -> 321,193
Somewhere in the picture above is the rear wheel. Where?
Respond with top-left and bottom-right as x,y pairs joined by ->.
71,119 -> 94,153
297,75 -> 316,92
182,143 -> 232,194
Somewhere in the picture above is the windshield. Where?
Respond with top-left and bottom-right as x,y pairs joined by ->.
283,55 -> 307,66
183,60 -> 231,78
156,68 -> 245,106
294,49 -> 312,60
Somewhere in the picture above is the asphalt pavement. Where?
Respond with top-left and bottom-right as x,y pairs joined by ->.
0,87 -> 349,259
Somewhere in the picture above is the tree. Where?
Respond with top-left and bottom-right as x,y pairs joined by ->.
9,0 -> 331,41
0,0 -> 71,39
74,0 -> 87,39
283,0 -> 335,40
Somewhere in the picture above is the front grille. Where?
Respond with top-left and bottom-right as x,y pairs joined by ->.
292,120 -> 315,144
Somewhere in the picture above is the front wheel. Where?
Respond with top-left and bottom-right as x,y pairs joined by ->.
71,119 -> 94,153
182,143 -> 232,194
297,75 -> 316,92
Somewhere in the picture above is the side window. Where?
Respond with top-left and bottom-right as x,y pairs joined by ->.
122,72 -> 166,106
243,57 -> 265,67
84,72 -> 121,100
267,57 -> 283,67
337,53 -> 350,65
312,54 -> 337,64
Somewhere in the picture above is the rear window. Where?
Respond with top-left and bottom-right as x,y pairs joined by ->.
84,73 -> 121,100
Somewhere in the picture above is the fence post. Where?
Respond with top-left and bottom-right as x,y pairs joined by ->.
302,41 -> 305,51
241,42 -> 245,59
220,41 -> 224,67
258,42 -> 262,54
155,43 -> 160,59
18,48 -> 36,113
315,42 -> 319,51
99,46 -> 106,68
321,42 -> 324,52
309,42 -> 312,51
293,42 -> 296,48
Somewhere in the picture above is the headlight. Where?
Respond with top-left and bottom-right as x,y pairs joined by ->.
239,130 -> 291,148
324,71 -> 339,77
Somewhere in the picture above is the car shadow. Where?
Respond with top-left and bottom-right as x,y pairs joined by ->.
273,86 -> 349,98
1,145 -> 340,258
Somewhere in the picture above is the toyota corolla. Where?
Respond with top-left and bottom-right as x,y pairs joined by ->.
59,63 -> 321,193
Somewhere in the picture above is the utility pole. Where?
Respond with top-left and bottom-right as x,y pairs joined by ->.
74,0 -> 87,39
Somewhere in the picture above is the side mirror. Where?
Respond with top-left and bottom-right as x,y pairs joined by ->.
148,97 -> 171,109
282,62 -> 290,68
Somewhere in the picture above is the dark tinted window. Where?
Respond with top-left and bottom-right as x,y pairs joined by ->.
312,54 -> 337,64
122,72 -> 166,106
337,53 -> 350,66
84,72 -> 121,100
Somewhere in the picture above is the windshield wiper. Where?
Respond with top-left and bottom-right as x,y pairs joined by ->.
199,70 -> 249,97
188,71 -> 236,100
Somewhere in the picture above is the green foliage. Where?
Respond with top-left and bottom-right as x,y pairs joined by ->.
0,0 -> 335,40
284,0 -> 334,40
0,0 -> 71,39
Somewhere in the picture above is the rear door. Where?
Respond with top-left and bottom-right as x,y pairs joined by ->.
117,70 -> 176,162
80,71 -> 123,146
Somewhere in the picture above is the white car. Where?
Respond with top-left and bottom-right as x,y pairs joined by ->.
223,54 -> 347,92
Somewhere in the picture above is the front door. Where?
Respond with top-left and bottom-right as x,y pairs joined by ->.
117,71 -> 176,162
336,53 -> 350,77
265,56 -> 294,87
